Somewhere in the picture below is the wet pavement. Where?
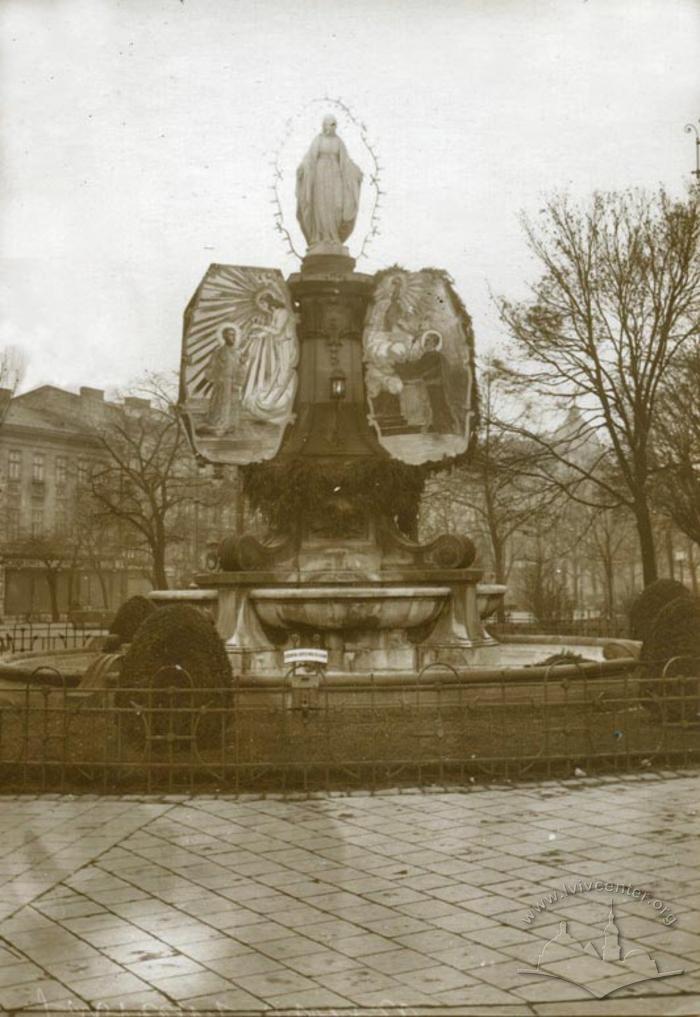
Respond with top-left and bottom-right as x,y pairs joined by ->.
0,772 -> 698,1015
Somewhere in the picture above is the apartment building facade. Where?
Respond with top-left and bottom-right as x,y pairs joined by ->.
0,384 -> 235,619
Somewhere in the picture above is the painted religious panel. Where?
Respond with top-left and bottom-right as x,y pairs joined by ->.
179,265 -> 298,465
363,269 -> 476,465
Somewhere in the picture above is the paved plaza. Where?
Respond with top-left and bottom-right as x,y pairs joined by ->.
0,774 -> 698,1016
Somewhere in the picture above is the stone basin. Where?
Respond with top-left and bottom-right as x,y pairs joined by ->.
250,586 -> 450,631
476,583 -> 507,620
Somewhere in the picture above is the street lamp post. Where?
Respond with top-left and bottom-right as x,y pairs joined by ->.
674,549 -> 687,585
685,120 -> 700,184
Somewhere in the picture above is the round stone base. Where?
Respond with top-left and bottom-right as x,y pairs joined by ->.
301,252 -> 356,276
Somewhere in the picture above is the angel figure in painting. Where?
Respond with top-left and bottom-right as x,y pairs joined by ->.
182,265 -> 299,463
296,114 -> 363,251
199,325 -> 247,435
242,288 -> 299,424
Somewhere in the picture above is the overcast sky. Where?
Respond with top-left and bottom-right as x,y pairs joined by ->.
1,0 -> 698,396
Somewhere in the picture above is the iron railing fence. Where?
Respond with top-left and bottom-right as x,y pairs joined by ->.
0,622 -> 107,655
0,657 -> 698,793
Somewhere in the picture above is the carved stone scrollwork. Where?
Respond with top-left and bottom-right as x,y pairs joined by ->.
379,518 -> 476,569
217,532 -> 297,572
425,534 -> 476,569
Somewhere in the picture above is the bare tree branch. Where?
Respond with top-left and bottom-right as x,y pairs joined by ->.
496,186 -> 700,584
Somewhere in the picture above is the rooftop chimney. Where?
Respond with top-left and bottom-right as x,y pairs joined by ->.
124,396 -> 151,414
80,386 -> 105,402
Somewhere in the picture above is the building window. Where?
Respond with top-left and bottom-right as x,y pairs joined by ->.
8,450 -> 21,481
77,459 -> 88,485
56,456 -> 67,485
33,453 -> 45,483
55,497 -> 69,534
31,507 -> 44,536
6,491 -> 20,540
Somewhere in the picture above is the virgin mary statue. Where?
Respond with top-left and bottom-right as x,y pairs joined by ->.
296,114 -> 363,251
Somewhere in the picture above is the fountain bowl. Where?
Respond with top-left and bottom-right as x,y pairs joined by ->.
476,584 -> 508,620
250,586 -> 450,632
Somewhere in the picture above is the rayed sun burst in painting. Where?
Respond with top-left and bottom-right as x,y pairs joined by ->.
178,265 -> 299,464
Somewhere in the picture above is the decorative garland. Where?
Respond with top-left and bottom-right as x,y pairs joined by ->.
241,457 -> 425,535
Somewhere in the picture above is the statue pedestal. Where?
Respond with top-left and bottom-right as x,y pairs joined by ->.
301,251 -> 356,277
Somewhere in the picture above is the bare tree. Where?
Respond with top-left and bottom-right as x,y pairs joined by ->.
0,345 -> 28,424
652,341 -> 700,548
89,377 -> 235,589
70,496 -> 122,610
423,363 -> 557,619
0,345 -> 27,391
519,557 -> 573,626
1,533 -> 76,621
580,505 -> 639,622
498,187 -> 700,585
515,496 -> 587,625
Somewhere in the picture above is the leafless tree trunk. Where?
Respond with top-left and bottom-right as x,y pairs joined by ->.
498,187 -> 700,586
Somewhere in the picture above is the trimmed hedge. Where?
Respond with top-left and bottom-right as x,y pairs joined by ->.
105,595 -> 156,650
628,579 -> 690,641
119,604 -> 232,747
641,595 -> 700,722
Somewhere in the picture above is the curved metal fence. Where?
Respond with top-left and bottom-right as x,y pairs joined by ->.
0,656 -> 698,793
0,622 -> 107,654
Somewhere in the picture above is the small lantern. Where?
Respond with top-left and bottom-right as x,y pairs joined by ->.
330,369 -> 346,400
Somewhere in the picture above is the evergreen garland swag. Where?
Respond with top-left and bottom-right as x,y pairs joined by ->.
242,458 -> 426,533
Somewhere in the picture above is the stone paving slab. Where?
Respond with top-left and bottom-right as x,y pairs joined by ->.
0,773 -> 698,1015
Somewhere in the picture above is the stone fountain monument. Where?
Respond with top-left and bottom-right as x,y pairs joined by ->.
178,113 -> 496,675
